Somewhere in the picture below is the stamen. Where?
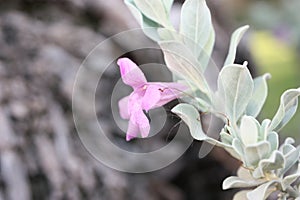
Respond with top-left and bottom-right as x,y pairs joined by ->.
158,88 -> 165,92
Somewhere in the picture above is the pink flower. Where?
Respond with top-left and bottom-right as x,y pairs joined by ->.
118,58 -> 186,141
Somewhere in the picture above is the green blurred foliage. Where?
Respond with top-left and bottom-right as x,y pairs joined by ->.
247,0 -> 300,48
249,31 -> 300,139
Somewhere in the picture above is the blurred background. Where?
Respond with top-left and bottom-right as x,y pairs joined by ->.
0,0 -> 299,200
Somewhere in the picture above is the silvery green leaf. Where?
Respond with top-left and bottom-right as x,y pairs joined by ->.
246,73 -> 271,118
269,88 -> 300,131
141,20 -> 161,41
232,138 -> 244,158
279,138 -> 295,153
171,103 -> 207,140
194,89 -> 212,103
259,119 -> 271,141
247,181 -> 278,200
197,29 -> 215,72
180,0 -> 215,71
159,41 -> 211,96
212,91 -> 226,115
222,176 -> 265,190
237,166 -> 253,179
162,0 -> 173,14
284,137 -> 296,145
244,141 -> 271,167
180,89 -> 211,111
278,143 -> 300,176
253,150 -> 285,179
282,172 -> 300,190
124,0 -> 160,41
220,133 -> 241,160
220,130 -> 233,145
282,144 -> 296,155
180,96 -> 210,112
157,28 -> 176,40
240,116 -> 260,146
224,25 -> 249,66
225,125 -> 238,138
224,146 -> 242,160
223,167 -> 266,190
172,103 -> 232,149
267,131 -> 279,152
133,0 -> 172,28
217,64 -> 254,122
180,0 -> 211,45
194,97 -> 211,111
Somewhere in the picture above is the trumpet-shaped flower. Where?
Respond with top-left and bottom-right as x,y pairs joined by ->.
118,58 -> 186,141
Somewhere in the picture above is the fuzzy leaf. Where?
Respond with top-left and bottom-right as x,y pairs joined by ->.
125,0 -> 160,41
180,0 -> 215,71
224,147 -> 242,160
240,116 -> 259,146
237,167 -> 253,180
246,73 -> 271,117
162,0 -> 173,14
157,28 -> 176,40
247,181 -> 277,200
197,29 -> 215,71
253,150 -> 285,178
282,171 -> 300,190
244,141 -> 270,167
220,131 -> 233,145
259,119 -> 271,141
172,103 -> 232,150
266,131 -> 279,152
278,142 -> 300,176
223,167 -> 266,190
217,64 -> 254,122
159,41 -> 211,96
224,25 -> 249,66
226,125 -> 238,138
269,88 -> 300,131
133,0 -> 171,28
232,138 -> 244,157
223,176 -> 265,190
171,103 -> 207,140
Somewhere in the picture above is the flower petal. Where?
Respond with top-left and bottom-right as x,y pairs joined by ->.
126,119 -> 139,141
117,58 -> 147,89
142,85 -> 161,112
137,111 -> 150,138
118,96 -> 130,119
131,108 -> 150,138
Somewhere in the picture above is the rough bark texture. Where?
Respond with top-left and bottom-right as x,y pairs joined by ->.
0,0 -> 255,200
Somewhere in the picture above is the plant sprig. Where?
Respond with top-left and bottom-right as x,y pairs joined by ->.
123,0 -> 300,199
